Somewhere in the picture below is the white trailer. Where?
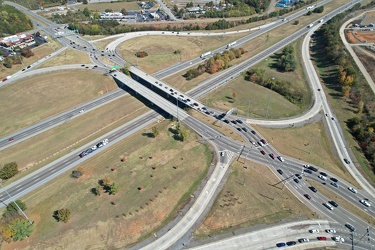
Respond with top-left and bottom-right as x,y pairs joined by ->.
200,51 -> 212,58
319,19 -> 324,23
226,41 -> 237,49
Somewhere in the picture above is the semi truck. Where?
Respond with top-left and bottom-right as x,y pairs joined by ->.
200,51 -> 212,58
226,41 -> 237,49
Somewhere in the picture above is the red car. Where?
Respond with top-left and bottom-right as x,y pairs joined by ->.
304,194 -> 311,200
260,150 -> 266,155
269,153 -> 275,159
260,139 -> 267,144
8,137 -> 14,142
317,237 -> 327,240
2,78 -> 7,82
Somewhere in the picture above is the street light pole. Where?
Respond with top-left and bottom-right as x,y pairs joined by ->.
0,182 -> 32,224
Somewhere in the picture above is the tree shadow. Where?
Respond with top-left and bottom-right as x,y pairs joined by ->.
142,132 -> 154,138
52,210 -> 59,222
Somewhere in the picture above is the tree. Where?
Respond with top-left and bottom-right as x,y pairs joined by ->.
108,182 -> 119,195
5,200 -> 26,214
151,126 -> 159,138
3,57 -> 13,68
71,170 -> 83,178
293,20 -> 299,25
56,208 -> 71,223
82,7 -> 90,17
178,125 -> 189,141
120,8 -> 127,15
10,219 -> 33,241
0,162 -> 18,180
102,176 -> 111,187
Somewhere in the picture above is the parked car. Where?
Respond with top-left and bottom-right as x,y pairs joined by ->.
309,229 -> 319,233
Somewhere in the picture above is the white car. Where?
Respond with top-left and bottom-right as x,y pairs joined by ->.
348,187 -> 357,193
333,236 -> 345,242
277,156 -> 284,162
318,175 -> 327,181
326,229 -> 336,233
360,200 -> 371,207
309,229 -> 319,233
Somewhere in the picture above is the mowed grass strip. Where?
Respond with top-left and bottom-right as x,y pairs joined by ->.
254,122 -> 359,187
0,94 -> 148,186
37,48 -> 92,68
306,179 -> 375,225
118,34 -> 244,74
0,70 -> 117,137
10,121 -> 212,249
76,1 -> 141,11
0,44 -> 55,79
195,160 -> 314,236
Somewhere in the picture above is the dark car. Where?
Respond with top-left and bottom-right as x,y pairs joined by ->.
260,150 -> 266,155
223,120 -> 230,124
22,68 -> 26,71
317,236 -> 327,240
201,107 -> 207,111
96,142 -> 104,148
277,169 -> 283,175
237,127 -> 242,132
79,151 -> 88,158
251,130 -> 256,135
286,241 -> 296,246
193,103 -> 199,106
269,153 -> 275,159
345,223 -> 356,231
320,172 -> 327,176
294,178 -> 299,183
231,120 -> 237,124
304,194 -> 311,200
260,139 -> 267,144
307,166 -> 318,172
329,200 -> 339,207
276,242 -> 286,247
236,119 -> 243,124
295,173 -> 302,179
242,127 -> 248,132
344,158 -> 351,164
304,169 -> 312,174
8,137 -> 14,142
27,65 -> 31,69
331,177 -> 338,182
309,186 -> 318,193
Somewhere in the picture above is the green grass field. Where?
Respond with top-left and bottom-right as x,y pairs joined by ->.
8,121 -> 212,249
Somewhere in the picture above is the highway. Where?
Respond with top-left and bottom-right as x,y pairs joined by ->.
1,0 -> 375,249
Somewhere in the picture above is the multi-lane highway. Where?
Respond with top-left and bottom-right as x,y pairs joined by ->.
1,0 -> 374,249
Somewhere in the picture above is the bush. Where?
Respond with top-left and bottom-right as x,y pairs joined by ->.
135,51 -> 148,58
71,170 -> 83,179
55,208 -> 71,223
0,162 -> 18,180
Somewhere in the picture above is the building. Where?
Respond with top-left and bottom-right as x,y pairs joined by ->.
0,33 -> 35,49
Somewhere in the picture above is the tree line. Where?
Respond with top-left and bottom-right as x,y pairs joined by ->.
317,0 -> 375,172
0,5 -> 33,36
184,48 -> 245,80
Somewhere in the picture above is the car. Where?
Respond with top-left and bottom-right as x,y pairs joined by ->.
304,194 -> 311,200
96,142 -> 104,148
81,64 -> 85,67
251,141 -> 257,146
2,78 -> 7,82
242,127 -> 248,132
304,169 -> 312,174
8,137 -> 14,142
277,169 -> 283,175
79,109 -> 85,113
294,178 -> 299,183
186,98 -> 191,102
113,74 -> 116,77
317,236 -> 327,240
260,139 -> 267,144
260,150 -> 266,155
345,223 -> 356,231
326,229 -> 336,233
320,172 -> 328,176
309,186 -> 317,193
231,120 -> 237,124
223,119 -> 230,124
236,119 -> 243,124
79,151 -> 88,158
298,238 -> 309,243
295,173 -> 302,179
193,103 -> 199,106
329,200 -> 339,207
22,68 -> 26,71
360,199 -> 371,207
237,127 -> 242,132
331,182 -> 339,188
309,229 -> 319,233
318,175 -> 327,181
286,241 -> 296,246
344,158 -> 351,164
205,111 -> 210,115
277,156 -> 284,162
323,203 -> 333,210
276,242 -> 286,247
257,141 -> 263,147
331,117 -> 335,121
251,130 -> 256,135
27,65 -> 31,69
330,177 -> 338,182
307,166 -> 318,172
333,236 -> 345,242
269,153 -> 275,159
348,187 -> 357,193
86,148 -> 94,154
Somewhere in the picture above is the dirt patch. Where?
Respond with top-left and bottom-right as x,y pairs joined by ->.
353,46 -> 375,82
345,30 -> 375,43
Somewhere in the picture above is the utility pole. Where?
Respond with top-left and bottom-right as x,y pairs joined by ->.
0,182 -> 32,225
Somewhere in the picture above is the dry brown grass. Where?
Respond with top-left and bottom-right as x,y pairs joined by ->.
0,70 -> 117,137
254,122 -> 359,187
307,179 -> 375,225
118,34 -> 244,74
76,1 -> 141,11
195,160 -> 315,236
4,121 -> 212,250
354,46 -> 375,81
37,48 -> 92,67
